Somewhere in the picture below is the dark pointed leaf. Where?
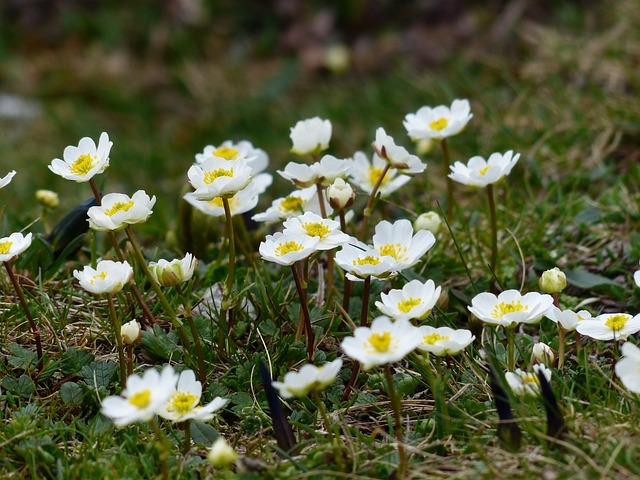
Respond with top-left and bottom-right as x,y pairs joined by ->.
537,369 -> 567,442
259,360 -> 296,453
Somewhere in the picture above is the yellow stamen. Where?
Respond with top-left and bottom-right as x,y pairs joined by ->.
368,332 -> 392,352
279,196 -> 304,213
605,314 -> 629,332
521,373 -> 540,386
354,256 -> 380,266
129,389 -> 152,408
213,146 -> 239,160
302,222 -> 330,238
368,166 -> 389,186
275,241 -> 304,256
70,154 -> 96,176
204,168 -> 234,185
89,271 -> 108,285
491,300 -> 528,319
423,332 -> 449,345
479,165 -> 490,176
0,240 -> 13,255
379,243 -> 408,261
209,197 -> 225,207
397,297 -> 421,313
168,392 -> 198,414
105,200 -> 135,217
429,117 -> 449,131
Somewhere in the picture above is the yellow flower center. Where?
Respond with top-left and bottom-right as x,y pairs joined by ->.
302,221 -> 330,238
275,241 -> 304,256
605,314 -> 629,332
521,373 -> 540,386
368,166 -> 389,186
213,146 -> 239,160
209,197 -> 225,207
368,332 -> 392,352
398,297 -> 421,313
89,271 -> 108,285
0,240 -> 13,255
479,165 -> 491,176
70,154 -> 96,176
491,300 -> 528,319
279,195 -> 304,213
168,391 -> 198,414
423,332 -> 449,345
204,168 -> 234,185
105,200 -> 135,217
429,117 -> 449,131
129,389 -> 152,408
354,255 -> 380,266
379,243 -> 408,261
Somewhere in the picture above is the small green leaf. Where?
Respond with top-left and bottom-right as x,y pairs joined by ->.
80,361 -> 117,389
565,269 -> 622,289
189,421 -> 219,445
141,326 -> 181,360
60,382 -> 84,405
61,347 -> 94,375
2,374 -> 36,398
7,343 -> 38,371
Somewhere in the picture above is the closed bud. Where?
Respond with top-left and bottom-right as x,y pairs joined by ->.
415,138 -> 435,156
148,253 -> 198,288
36,189 -> 60,209
327,178 -> 355,210
532,342 -> 556,366
414,211 -> 442,235
539,267 -> 567,294
207,437 -> 238,468
121,320 -> 141,345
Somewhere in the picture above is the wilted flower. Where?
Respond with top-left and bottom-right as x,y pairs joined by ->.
372,219 -> 436,271
87,190 -> 156,231
187,156 -> 252,201
615,342 -> 640,393
282,212 -> 349,250
35,189 -> 59,209
414,211 -> 442,235
49,132 -> 112,182
278,155 -> 350,188
468,290 -> 554,328
416,326 -> 475,356
576,313 -> 640,341
195,140 -> 268,175
375,279 -> 441,321
334,240 -> 397,282
208,437 -> 238,468
0,170 -> 16,189
101,365 -> 178,426
73,260 -> 134,294
539,267 -> 567,294
532,342 -> 556,366
158,369 -> 228,422
448,151 -> 520,188
373,128 -> 426,174
290,117 -> 332,155
403,99 -> 473,141
121,320 -> 141,345
505,364 -> 551,397
0,232 -> 32,262
544,307 -> 592,331
347,151 -> 411,197
272,359 -> 343,398
341,316 -> 421,370
327,177 -> 356,210
259,232 -> 319,266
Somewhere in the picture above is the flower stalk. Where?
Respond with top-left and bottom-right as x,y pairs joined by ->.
176,284 -> 206,385
487,184 -> 498,278
384,364 -> 407,479
219,197 -> 236,354
291,263 -> 314,362
359,162 -> 390,240
440,138 -> 454,216
106,293 -> 128,386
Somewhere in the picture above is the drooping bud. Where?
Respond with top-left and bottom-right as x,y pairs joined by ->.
539,267 -> 567,294
207,437 -> 238,468
327,178 -> 355,210
414,211 -> 442,235
121,320 -> 141,345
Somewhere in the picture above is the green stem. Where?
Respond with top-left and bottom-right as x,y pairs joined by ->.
359,163 -> 391,240
487,184 -> 498,280
507,326 -> 515,371
384,364 -> 407,479
219,197 -> 236,355
440,138 -> 454,217
107,293 -> 128,386
149,418 -> 170,480
291,263 -> 314,362
183,421 -> 191,456
558,326 -> 566,369
316,182 -> 327,218
176,285 -> 206,385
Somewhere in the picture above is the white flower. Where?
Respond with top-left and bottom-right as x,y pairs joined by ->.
195,140 -> 268,174
282,212 -> 350,251
615,342 -> 640,393
327,177 -> 356,210
0,170 -> 16,189
208,437 -> 238,468
187,156 -> 252,201
87,190 -> 156,231
252,186 -> 328,223
0,232 -> 32,262
633,262 -> 640,288
468,290 -> 554,328
348,151 -> 411,197
73,260 -> 134,294
505,364 -> 551,397
341,316 -> 421,370
576,313 -> 640,341
373,128 -> 426,174
539,267 -> 567,294
532,342 -> 555,366
375,279 -> 441,321
448,151 -> 520,188
259,232 -> 319,266
290,117 -> 332,155
101,365 -> 178,426
372,219 -> 436,271
278,155 -> 350,188
334,240 -> 397,282
403,99 -> 473,141
158,369 -> 228,422
414,211 -> 442,235
544,307 -> 592,331
148,253 -> 198,287
121,320 -> 141,345
49,132 -> 112,182
272,359 -> 343,398
416,326 -> 475,356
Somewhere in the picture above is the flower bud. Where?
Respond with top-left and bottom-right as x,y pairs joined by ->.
538,267 -> 567,294
36,189 -> 60,209
532,342 -> 556,366
148,253 -> 198,288
415,138 -> 434,156
121,320 -> 141,345
207,437 -> 238,468
414,211 -> 442,235
327,178 -> 355,210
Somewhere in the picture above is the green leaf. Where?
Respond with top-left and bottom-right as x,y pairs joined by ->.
2,374 -> 36,398
59,382 -> 84,405
141,325 -> 181,360
61,347 -> 94,375
80,361 -> 117,389
565,269 -> 622,289
7,343 -> 37,371
189,421 -> 219,445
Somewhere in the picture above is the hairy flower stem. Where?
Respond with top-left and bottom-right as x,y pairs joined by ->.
176,285 -> 206,385
384,364 -> 407,479
487,184 -> 498,279
291,263 -> 314,362
150,418 -> 170,480
107,294 -> 127,386
219,197 -> 236,355
4,261 -> 43,368
440,138 -> 454,217
359,162 -> 390,240
507,326 -> 515,371
558,326 -> 566,369
183,421 -> 191,456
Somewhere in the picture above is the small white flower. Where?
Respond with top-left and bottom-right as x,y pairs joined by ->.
187,157 -> 252,201
278,155 -> 350,188
49,132 -> 112,182
159,369 -> 228,422
259,232 -> 319,266
0,232 -> 32,262
373,128 -> 426,174
341,316 -> 421,370
148,253 -> 198,287
73,260 -> 134,294
334,240 -> 397,282
282,212 -> 350,251
372,219 -> 436,271
290,117 -> 332,155
272,359 -> 343,398
87,190 -> 156,231
0,170 -> 16,189
121,320 -> 141,345
347,151 -> 411,197
615,342 -> 640,393
468,290 -> 554,328
416,326 -> 475,356
505,364 -> 551,397
375,279 -> 441,321
195,140 -> 268,174
207,437 -> 238,468
403,99 -> 473,141
101,365 -> 178,426
532,342 -> 555,366
327,177 -> 356,210
576,313 -> 640,341
251,186 -> 328,224
544,307 -> 592,331
414,211 -> 442,235
448,151 -> 520,188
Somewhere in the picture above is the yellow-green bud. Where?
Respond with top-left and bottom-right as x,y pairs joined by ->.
121,320 -> 141,345
148,253 -> 197,288
415,138 -> 434,156
207,437 -> 238,468
538,267 -> 567,294
324,44 -> 350,74
327,178 -> 355,210
36,189 -> 59,209
414,211 -> 442,235
532,342 -> 555,366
